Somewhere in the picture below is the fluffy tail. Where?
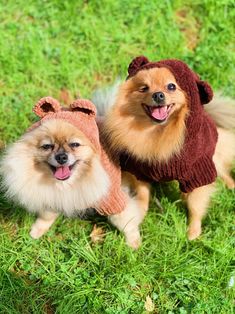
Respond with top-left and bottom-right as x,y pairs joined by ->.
92,80 -> 121,115
205,93 -> 235,130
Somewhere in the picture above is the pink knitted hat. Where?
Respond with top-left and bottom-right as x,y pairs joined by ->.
30,97 -> 127,216
32,96 -> 100,152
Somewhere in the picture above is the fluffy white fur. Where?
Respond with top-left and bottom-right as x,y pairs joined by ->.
1,128 -> 110,216
0,119 -> 145,249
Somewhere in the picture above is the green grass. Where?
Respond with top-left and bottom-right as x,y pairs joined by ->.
0,0 -> 234,313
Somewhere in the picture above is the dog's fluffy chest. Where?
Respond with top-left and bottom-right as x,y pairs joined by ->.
120,115 -> 218,193
1,149 -> 110,216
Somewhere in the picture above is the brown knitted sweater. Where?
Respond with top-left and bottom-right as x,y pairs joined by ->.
32,97 -> 126,215
119,57 -> 218,193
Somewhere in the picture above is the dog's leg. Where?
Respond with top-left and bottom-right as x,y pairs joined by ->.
30,211 -> 59,239
214,150 -> 235,189
122,171 -> 151,216
109,173 -> 150,249
220,174 -> 235,189
213,128 -> 235,189
109,197 -> 145,250
133,179 -> 151,216
185,183 -> 215,240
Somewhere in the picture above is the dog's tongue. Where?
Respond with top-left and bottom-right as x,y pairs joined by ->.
54,166 -> 71,180
151,106 -> 168,120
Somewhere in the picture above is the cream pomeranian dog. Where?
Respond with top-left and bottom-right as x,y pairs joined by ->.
93,56 -> 235,240
0,97 -> 148,249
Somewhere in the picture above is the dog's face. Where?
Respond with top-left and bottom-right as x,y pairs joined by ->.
121,67 -> 188,125
26,119 -> 96,182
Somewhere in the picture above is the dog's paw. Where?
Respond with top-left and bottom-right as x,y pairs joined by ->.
30,224 -> 47,239
226,179 -> 235,190
222,175 -> 235,189
125,231 -> 141,250
187,224 -> 201,240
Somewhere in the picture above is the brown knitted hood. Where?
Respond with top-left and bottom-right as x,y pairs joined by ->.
127,56 -> 213,113
120,56 -> 218,192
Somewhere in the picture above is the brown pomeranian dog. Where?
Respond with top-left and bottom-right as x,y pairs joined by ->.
94,56 -> 235,240
0,97 -> 147,249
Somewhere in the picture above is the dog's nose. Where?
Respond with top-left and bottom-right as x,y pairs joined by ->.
55,153 -> 68,165
152,92 -> 165,104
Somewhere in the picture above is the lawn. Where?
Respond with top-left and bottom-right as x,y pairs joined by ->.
0,0 -> 234,313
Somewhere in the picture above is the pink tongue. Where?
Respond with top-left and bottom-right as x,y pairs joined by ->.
151,106 -> 168,120
54,166 -> 71,180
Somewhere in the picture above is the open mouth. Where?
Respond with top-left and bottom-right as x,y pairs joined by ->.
142,103 -> 174,123
49,162 -> 77,181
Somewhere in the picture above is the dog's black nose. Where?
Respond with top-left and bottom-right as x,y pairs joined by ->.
55,153 -> 68,165
152,92 -> 165,104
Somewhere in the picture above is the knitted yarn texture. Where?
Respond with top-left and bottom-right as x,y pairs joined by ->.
120,57 -> 218,192
31,97 -> 126,214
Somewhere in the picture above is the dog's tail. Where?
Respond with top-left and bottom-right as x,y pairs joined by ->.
205,93 -> 235,130
92,80 -> 121,116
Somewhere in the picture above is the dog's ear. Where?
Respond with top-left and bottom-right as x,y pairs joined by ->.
128,56 -> 149,76
70,99 -> 97,117
197,80 -> 213,105
33,97 -> 61,118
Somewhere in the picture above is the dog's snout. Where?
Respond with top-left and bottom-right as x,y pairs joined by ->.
55,152 -> 68,165
152,91 -> 165,104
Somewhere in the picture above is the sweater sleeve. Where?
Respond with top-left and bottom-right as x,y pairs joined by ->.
94,148 -> 127,216
179,155 -> 217,193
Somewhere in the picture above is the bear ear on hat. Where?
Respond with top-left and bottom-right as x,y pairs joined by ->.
70,99 -> 97,117
128,56 -> 149,76
197,80 -> 213,105
33,97 -> 61,118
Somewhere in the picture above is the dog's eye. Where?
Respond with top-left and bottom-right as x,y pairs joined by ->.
69,142 -> 80,148
167,83 -> 176,91
139,85 -> 149,93
41,144 -> 54,150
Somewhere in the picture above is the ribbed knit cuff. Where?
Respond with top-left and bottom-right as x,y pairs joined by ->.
95,189 -> 127,216
94,146 -> 127,216
179,156 -> 217,193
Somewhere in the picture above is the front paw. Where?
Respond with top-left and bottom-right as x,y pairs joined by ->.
187,223 -> 202,240
30,223 -> 47,239
226,180 -> 235,189
125,231 -> 141,249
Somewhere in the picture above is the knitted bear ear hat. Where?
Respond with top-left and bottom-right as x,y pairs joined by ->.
29,97 -> 127,216
127,56 -> 213,112
31,96 -> 100,152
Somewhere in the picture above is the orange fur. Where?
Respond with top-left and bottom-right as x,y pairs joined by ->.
122,171 -> 150,216
102,67 -> 235,240
103,68 -> 189,162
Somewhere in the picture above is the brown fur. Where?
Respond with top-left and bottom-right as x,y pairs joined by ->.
103,67 -> 235,239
